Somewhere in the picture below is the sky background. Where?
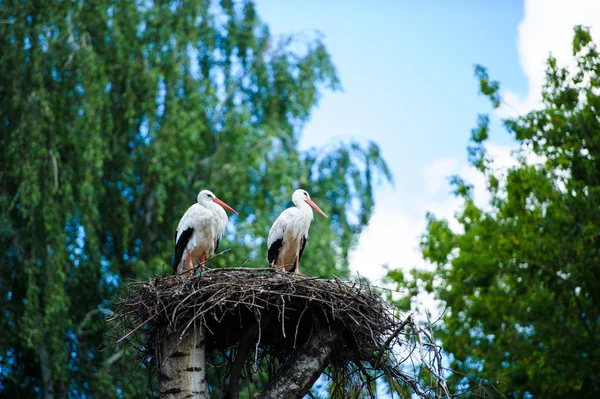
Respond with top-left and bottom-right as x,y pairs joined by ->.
254,0 -> 600,284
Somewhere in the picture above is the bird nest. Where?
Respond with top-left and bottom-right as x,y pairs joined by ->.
110,267 -> 449,398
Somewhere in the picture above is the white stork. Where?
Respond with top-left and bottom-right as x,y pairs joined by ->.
173,189 -> 238,275
267,189 -> 328,273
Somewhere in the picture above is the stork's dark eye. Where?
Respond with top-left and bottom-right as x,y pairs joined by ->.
304,192 -> 308,197
207,194 -> 213,198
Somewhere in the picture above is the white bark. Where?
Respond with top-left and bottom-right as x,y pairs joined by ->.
257,330 -> 339,399
158,326 -> 209,399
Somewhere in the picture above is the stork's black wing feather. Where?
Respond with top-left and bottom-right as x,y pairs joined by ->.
215,237 -> 220,254
298,236 -> 307,262
267,238 -> 283,265
173,227 -> 194,273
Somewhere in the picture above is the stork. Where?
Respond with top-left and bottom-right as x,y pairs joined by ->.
267,189 -> 328,273
173,189 -> 238,275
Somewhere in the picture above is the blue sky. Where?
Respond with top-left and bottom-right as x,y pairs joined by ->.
256,1 -> 525,188
254,0 -> 600,282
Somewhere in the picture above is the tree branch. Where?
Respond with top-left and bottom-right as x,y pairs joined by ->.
223,323 -> 259,399
256,328 -> 339,399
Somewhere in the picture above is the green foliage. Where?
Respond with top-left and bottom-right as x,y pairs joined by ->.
474,64 -> 501,109
388,26 -> 600,398
0,1 -> 390,397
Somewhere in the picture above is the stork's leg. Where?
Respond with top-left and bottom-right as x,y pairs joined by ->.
294,256 -> 300,274
281,259 -> 285,273
201,254 -> 206,275
188,253 -> 193,276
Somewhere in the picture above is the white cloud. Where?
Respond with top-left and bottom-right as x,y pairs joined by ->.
423,143 -> 517,213
349,193 -> 426,284
498,0 -> 600,118
350,143 -> 517,285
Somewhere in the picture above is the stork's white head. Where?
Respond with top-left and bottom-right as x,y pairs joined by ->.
292,189 -> 328,218
197,189 -> 238,215
197,190 -> 217,203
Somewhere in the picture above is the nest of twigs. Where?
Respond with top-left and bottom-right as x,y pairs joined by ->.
110,267 -> 449,398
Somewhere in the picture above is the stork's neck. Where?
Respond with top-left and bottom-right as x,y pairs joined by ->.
201,200 -> 225,216
294,198 -> 314,220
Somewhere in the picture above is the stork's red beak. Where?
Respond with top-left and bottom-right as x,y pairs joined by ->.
214,198 -> 238,215
305,199 -> 328,218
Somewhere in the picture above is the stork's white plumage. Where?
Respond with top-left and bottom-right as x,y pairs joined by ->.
173,190 -> 238,275
267,189 -> 328,273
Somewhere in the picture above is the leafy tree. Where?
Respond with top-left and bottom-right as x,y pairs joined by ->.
0,1 -> 391,397
387,26 -> 600,398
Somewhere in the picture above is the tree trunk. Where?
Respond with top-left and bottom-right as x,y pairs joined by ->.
256,330 -> 339,399
37,341 -> 55,399
158,326 -> 209,399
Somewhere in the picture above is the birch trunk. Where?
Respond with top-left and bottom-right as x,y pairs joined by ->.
256,330 -> 339,399
158,326 -> 209,399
